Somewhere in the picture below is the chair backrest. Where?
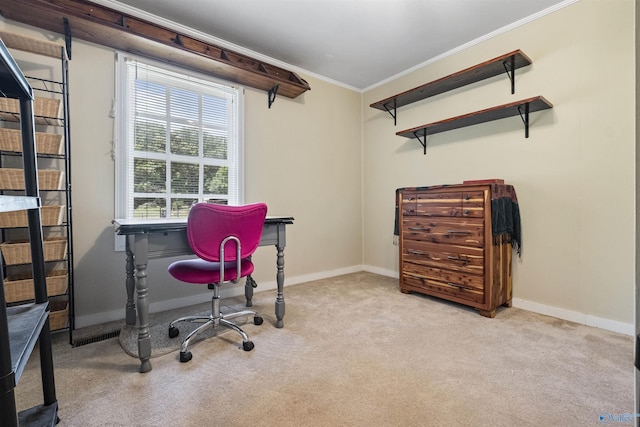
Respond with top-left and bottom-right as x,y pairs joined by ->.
186,202 -> 268,263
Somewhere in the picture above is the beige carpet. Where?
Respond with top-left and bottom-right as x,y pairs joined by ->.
118,304 -> 252,358
15,272 -> 633,426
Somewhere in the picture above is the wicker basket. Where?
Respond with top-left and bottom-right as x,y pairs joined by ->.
0,97 -> 61,119
49,300 -> 68,331
0,128 -> 63,154
0,168 -> 63,190
0,205 -> 64,228
0,237 -> 67,265
3,269 -> 68,303
0,31 -> 65,60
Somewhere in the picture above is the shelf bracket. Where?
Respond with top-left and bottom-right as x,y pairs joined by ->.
502,55 -> 516,94
383,99 -> 397,126
517,102 -> 530,138
63,18 -> 72,60
413,128 -> 428,155
268,84 -> 279,108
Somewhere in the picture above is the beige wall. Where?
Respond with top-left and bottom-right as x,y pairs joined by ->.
1,0 -> 636,332
0,20 -> 363,327
363,0 -> 636,329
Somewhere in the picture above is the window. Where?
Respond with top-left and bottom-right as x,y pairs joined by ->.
114,53 -> 243,220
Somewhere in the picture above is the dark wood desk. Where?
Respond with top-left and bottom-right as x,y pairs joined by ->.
112,216 -> 294,373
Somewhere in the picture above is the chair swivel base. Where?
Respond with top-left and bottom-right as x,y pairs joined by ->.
168,312 -> 263,363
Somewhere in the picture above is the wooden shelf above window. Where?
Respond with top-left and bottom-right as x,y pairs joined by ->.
396,96 -> 553,154
370,50 -> 532,125
0,0 -> 310,102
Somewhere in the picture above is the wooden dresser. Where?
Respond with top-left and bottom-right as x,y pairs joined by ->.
397,183 -> 514,317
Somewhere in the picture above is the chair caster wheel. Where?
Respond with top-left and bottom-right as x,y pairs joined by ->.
254,316 -> 263,325
179,351 -> 192,363
243,341 -> 254,351
168,326 -> 179,338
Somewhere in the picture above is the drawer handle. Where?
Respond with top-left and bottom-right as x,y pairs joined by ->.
406,209 -> 415,213
447,256 -> 469,262
464,195 -> 470,200
408,249 -> 426,255
447,230 -> 472,235
448,282 -> 473,291
408,227 -> 428,231
463,209 -> 470,215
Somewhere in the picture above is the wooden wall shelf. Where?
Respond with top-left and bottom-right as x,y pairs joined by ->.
396,96 -> 553,154
0,0 -> 310,105
370,50 -> 532,125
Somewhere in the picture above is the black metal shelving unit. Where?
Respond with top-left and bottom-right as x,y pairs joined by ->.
0,37 -> 58,426
0,32 -> 74,343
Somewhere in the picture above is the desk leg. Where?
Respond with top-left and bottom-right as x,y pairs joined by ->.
124,238 -> 136,326
275,244 -> 285,328
245,275 -> 256,307
134,235 -> 152,373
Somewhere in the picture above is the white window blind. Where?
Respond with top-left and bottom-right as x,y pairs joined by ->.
115,53 -> 243,220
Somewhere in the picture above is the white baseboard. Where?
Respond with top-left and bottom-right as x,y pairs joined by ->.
361,265 -> 634,336
75,265 -> 365,328
363,265 -> 398,278
282,265 -> 364,286
76,265 -> 635,337
74,291 -> 214,329
512,298 -> 634,336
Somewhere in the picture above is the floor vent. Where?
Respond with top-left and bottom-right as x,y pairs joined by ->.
72,329 -> 121,347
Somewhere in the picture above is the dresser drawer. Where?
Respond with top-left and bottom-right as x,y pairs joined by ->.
403,262 -> 484,290
402,273 -> 484,305
461,190 -> 485,218
402,240 -> 484,275
402,217 -> 484,247
401,189 -> 485,218
401,192 -> 418,216
414,191 -> 463,217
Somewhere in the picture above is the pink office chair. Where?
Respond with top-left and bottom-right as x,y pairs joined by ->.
167,202 -> 268,363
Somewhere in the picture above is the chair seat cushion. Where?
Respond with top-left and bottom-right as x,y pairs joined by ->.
168,258 -> 255,284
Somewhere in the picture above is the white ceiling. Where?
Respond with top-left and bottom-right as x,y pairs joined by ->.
102,0 -> 571,90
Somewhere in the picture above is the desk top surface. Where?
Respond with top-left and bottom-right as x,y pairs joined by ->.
112,216 -> 294,235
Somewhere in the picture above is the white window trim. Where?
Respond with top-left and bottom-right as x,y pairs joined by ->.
114,51 -> 245,221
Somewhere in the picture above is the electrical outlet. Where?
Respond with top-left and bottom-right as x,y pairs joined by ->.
114,234 -> 126,252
